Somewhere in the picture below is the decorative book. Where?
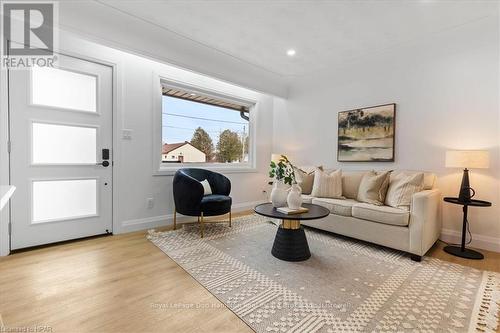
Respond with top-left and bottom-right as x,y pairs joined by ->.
276,207 -> 309,215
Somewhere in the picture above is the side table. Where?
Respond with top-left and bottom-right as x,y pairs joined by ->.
443,197 -> 491,259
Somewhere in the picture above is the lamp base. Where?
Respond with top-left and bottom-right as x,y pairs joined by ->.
443,245 -> 484,260
458,168 -> 472,202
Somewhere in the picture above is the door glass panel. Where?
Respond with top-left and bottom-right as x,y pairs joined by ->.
32,179 -> 97,223
32,122 -> 97,164
31,66 -> 97,112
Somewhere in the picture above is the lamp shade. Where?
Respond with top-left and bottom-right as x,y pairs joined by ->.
445,150 -> 489,169
271,153 -> 284,163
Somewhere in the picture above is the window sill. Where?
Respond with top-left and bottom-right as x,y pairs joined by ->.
154,164 -> 258,176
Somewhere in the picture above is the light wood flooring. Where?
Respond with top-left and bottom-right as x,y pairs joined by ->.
0,211 -> 498,333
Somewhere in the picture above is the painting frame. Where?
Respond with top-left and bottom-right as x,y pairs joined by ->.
337,103 -> 396,162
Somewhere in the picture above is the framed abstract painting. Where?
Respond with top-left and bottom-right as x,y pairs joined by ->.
337,103 -> 395,162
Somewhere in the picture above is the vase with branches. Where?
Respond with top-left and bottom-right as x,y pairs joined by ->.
268,155 -> 301,208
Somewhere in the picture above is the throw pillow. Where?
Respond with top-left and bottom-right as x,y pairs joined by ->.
200,179 -> 212,195
341,171 -> 367,199
311,168 -> 343,198
385,172 -> 425,209
294,166 -> 323,195
357,170 -> 391,205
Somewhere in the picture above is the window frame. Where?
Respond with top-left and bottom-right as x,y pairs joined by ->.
152,75 -> 258,176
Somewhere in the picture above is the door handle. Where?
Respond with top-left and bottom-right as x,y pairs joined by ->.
96,161 -> 110,167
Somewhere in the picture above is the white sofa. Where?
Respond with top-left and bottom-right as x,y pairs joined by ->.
300,170 -> 441,261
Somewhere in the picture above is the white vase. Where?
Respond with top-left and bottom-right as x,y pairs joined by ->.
270,182 -> 289,208
287,184 -> 302,210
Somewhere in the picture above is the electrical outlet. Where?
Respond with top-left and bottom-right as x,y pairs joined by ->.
147,198 -> 154,209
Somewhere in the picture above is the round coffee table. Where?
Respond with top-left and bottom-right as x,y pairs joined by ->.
254,203 -> 330,261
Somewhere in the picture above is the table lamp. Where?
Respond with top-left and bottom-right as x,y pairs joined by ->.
271,153 -> 284,163
445,150 -> 489,202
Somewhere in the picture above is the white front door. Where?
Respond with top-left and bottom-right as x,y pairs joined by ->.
9,53 -> 113,249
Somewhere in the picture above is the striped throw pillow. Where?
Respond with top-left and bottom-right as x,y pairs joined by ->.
385,173 -> 425,210
311,168 -> 343,198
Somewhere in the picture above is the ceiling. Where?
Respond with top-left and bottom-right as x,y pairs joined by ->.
96,0 -> 497,77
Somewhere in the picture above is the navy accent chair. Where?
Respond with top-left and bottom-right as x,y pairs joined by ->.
173,168 -> 232,237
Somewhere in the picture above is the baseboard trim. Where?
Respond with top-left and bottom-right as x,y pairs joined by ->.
118,200 -> 265,234
440,228 -> 500,253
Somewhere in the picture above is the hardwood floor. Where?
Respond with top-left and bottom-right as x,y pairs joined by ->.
427,240 -> 500,273
1,212 -> 498,333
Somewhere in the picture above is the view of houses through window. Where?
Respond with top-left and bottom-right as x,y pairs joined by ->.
162,93 -> 250,164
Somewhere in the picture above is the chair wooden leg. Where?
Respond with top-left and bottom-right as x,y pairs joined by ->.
229,211 -> 232,227
200,212 -> 204,238
173,208 -> 176,230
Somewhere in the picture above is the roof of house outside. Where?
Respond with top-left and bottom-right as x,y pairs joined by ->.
162,87 -> 250,112
162,141 -> 204,155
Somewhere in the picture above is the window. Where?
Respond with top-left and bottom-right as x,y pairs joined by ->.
31,66 -> 97,113
161,85 -> 253,168
32,179 -> 97,223
32,122 -> 97,164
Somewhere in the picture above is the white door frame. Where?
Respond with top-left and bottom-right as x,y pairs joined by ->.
1,46 -> 122,254
0,59 -> 11,256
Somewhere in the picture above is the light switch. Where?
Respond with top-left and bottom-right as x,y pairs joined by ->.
122,129 -> 133,140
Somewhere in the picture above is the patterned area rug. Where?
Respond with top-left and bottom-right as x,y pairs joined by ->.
147,215 -> 499,333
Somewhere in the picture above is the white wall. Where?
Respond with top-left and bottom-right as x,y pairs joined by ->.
273,16 -> 500,251
51,32 -> 273,234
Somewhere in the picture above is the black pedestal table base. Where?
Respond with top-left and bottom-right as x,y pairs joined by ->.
253,203 -> 330,262
271,226 -> 311,262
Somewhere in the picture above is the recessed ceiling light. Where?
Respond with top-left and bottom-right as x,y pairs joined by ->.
286,49 -> 296,57
189,93 -> 196,96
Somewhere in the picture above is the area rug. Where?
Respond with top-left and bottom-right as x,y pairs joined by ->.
147,215 -> 499,333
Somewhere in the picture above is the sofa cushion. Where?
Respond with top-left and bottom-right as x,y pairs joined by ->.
312,198 -> 357,217
200,195 -> 232,216
301,194 -> 315,204
352,203 -> 410,226
341,171 -> 367,199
